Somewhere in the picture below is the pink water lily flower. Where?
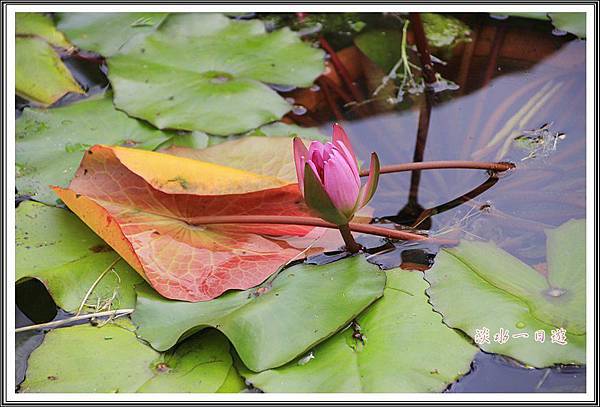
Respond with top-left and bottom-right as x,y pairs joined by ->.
293,123 -> 380,226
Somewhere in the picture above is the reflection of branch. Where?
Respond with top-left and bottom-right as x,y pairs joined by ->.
408,13 -> 437,85
317,78 -> 344,121
187,215 -> 456,244
319,36 -> 365,102
408,92 -> 433,202
411,175 -> 499,228
359,160 -> 514,177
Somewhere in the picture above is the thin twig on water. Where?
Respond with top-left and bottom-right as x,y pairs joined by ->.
15,309 -> 134,333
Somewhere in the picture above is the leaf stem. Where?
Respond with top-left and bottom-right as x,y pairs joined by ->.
187,215 -> 456,244
360,160 -> 514,177
338,223 -> 362,253
15,309 -> 134,333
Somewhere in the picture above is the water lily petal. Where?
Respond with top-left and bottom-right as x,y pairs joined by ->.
356,152 -> 380,210
323,150 -> 360,217
307,141 -> 326,176
332,123 -> 357,164
334,140 -> 360,185
293,137 -> 308,193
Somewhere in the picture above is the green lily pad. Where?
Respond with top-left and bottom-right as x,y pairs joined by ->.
56,12 -> 169,57
216,366 -> 246,393
16,13 -> 71,48
107,13 -> 324,135
549,13 -> 586,38
20,323 -> 239,393
133,256 -> 386,372
421,13 -> 471,48
16,37 -> 83,106
16,201 -> 143,313
499,12 -> 549,21
239,269 -> 477,392
499,12 -> 586,38
424,219 -> 586,368
246,122 -> 327,141
16,92 -> 171,204
161,122 -> 327,150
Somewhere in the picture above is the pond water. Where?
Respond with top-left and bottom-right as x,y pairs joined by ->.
15,12 -> 586,393
297,14 -> 586,392
351,38 -> 585,266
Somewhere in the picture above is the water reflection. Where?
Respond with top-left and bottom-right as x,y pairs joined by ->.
343,40 -> 585,267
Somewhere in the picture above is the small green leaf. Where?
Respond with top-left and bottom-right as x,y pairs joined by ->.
16,37 -> 83,106
421,13 -> 472,48
354,30 -> 402,72
16,92 -> 172,204
499,12 -> 549,21
133,256 -> 386,372
20,323 -> 237,393
549,13 -> 586,38
239,269 -> 477,392
16,201 -> 143,313
424,219 -> 586,368
498,12 -> 586,38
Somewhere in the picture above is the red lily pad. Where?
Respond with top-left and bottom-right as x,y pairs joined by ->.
53,141 -> 322,302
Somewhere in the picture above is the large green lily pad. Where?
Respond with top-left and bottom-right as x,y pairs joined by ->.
20,323 -> 242,393
56,12 -> 169,56
16,201 -> 143,313
133,256 -> 386,372
16,13 -> 71,48
239,269 -> 477,392
16,92 -> 171,204
424,219 -> 586,368
107,13 -> 324,135
16,37 -> 83,106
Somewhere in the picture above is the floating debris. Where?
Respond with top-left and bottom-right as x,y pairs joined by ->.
514,122 -> 567,161
297,351 -> 315,366
292,104 -> 308,115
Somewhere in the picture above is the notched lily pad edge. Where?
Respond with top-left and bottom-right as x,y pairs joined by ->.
423,248 -> 586,369
131,253 -> 388,372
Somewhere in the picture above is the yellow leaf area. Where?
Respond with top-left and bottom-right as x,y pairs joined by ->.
53,139 -> 332,302
162,137 -> 299,183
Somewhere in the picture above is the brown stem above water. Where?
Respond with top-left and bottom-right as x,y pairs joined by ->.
359,160 -> 515,177
187,215 -> 456,244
